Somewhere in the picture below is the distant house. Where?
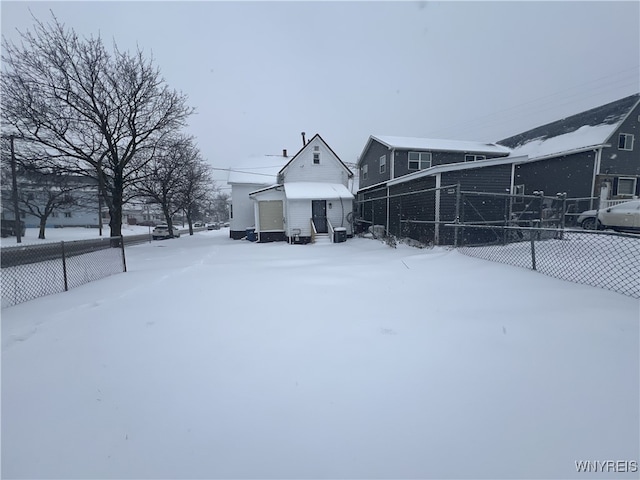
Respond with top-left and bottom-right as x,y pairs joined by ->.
227,151 -> 290,239
498,93 -> 640,205
249,134 -> 354,243
0,173 -> 100,228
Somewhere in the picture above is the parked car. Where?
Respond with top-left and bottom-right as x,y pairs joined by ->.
577,199 -> 640,231
1,219 -> 26,238
152,224 -> 181,240
206,222 -> 220,230
193,222 -> 204,228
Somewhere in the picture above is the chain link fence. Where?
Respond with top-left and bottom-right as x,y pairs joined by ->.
1,236 -> 126,308
446,224 -> 639,298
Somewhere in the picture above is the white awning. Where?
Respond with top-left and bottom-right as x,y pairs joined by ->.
284,182 -> 354,200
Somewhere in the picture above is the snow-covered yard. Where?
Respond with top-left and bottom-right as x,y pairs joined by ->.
2,230 -> 639,479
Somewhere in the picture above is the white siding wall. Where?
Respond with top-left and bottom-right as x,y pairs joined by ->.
286,200 -> 312,237
281,137 -> 350,186
230,183 -> 264,232
326,198 -> 353,236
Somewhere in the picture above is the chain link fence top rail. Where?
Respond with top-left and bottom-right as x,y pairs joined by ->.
1,236 -> 126,308
449,225 -> 640,299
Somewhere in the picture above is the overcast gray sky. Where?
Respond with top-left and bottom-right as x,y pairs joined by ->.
2,1 -> 639,189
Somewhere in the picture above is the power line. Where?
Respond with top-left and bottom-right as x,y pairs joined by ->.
429,66 -> 639,140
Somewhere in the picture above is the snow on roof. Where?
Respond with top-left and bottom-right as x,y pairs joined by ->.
227,155 -> 290,185
372,135 -> 511,154
284,182 -> 354,200
506,123 -> 615,159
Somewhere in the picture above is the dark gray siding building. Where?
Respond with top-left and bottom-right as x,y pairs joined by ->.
357,157 -> 519,245
499,93 -> 640,203
357,135 -> 511,190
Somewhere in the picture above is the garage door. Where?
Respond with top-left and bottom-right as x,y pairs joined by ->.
258,200 -> 284,231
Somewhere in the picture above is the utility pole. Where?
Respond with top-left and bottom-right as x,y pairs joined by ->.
9,135 -> 22,243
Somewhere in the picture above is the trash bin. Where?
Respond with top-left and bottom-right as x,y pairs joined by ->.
333,227 -> 347,243
246,227 -> 257,242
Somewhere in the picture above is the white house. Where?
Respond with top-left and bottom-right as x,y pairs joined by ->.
249,134 -> 355,244
227,151 -> 291,239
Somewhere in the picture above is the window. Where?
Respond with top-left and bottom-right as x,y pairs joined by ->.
617,177 -> 637,196
465,154 -> 486,162
618,133 -> 634,151
64,212 -> 72,218
379,155 -> 386,174
514,184 -> 525,203
408,152 -> 432,170
313,153 -> 320,164
362,164 -> 368,180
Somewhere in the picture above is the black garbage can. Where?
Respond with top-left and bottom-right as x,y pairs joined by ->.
333,227 -> 347,243
246,228 -> 257,242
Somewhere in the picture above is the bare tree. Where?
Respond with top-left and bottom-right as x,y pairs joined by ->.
176,149 -> 215,235
1,13 -> 194,239
209,192 -> 230,222
16,168 -> 91,239
135,136 -> 194,236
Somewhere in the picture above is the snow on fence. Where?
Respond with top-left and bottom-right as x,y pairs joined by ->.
1,237 -> 126,308
449,225 -> 639,298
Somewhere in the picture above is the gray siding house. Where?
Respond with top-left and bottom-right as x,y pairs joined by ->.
498,93 -> 640,205
357,135 -> 511,190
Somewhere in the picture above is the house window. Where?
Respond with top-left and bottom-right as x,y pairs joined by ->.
313,153 -> 320,164
64,212 -> 72,218
379,155 -> 386,174
51,212 -> 58,218
618,133 -> 634,151
617,177 -> 637,196
408,152 -> 432,170
465,154 -> 486,162
362,164 -> 368,180
514,184 -> 525,203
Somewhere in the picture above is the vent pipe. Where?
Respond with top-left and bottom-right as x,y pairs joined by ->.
283,149 -> 287,157
301,132 -> 306,146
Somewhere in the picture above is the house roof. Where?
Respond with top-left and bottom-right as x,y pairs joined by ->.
227,155 -> 290,185
498,93 -> 640,159
284,182 -> 354,200
280,133 -> 354,177
383,155 -> 528,188
357,135 -> 511,165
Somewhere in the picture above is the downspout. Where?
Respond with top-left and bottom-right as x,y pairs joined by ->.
390,149 -> 395,180
434,173 -> 441,245
590,147 -> 602,209
386,186 -> 390,236
387,149 -> 394,236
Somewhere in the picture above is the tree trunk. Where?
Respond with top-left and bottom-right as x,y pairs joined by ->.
38,219 -> 46,239
109,173 -> 124,238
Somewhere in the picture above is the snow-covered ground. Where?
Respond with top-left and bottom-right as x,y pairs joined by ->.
2,230 -> 639,479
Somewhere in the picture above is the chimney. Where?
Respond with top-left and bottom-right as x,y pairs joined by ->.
301,131 -> 306,146
283,149 -> 287,157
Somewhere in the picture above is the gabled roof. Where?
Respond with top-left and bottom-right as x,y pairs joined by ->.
498,93 -> 640,159
357,135 -> 511,165
227,155 -> 290,185
279,133 -> 354,178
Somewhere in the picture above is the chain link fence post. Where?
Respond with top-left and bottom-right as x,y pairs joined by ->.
120,236 -> 127,272
61,241 -> 69,291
